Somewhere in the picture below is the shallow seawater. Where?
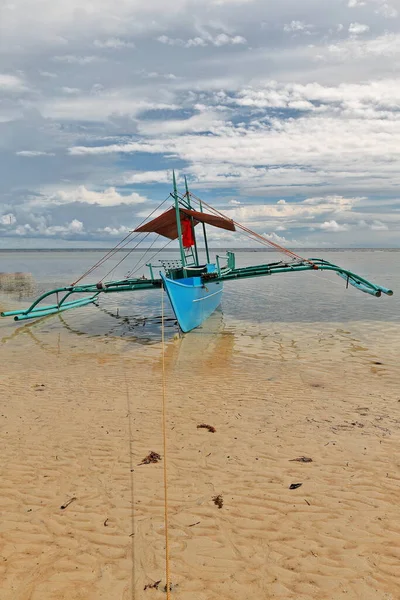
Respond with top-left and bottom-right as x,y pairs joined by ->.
0,249 -> 398,352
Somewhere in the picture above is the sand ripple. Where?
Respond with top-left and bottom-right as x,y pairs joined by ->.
0,320 -> 400,599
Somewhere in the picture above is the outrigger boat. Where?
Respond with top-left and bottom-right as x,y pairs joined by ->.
1,172 -> 393,331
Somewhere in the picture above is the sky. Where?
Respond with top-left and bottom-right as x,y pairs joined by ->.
1,0 -> 400,249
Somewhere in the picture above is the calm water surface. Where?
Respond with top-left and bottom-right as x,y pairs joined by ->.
0,249 -> 398,345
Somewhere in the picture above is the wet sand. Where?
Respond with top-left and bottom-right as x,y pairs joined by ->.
1,316 -> 400,600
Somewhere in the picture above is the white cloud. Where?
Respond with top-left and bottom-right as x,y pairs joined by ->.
224,196 -> 360,223
61,87 -> 80,94
348,22 -> 370,35
119,170 -> 173,184
52,55 -> 99,65
0,73 -> 25,90
370,219 -> 388,230
320,220 -> 350,231
375,2 -> 398,18
0,213 -> 17,226
39,71 -> 57,78
16,150 -> 55,157
68,112 -> 400,198
41,90 -> 177,121
14,219 -> 85,237
348,0 -> 365,7
15,224 -> 34,236
327,32 -> 400,60
94,38 -> 135,49
157,32 -> 246,48
35,185 -> 147,207
283,21 -> 312,33
138,110 -> 225,135
100,225 -> 133,236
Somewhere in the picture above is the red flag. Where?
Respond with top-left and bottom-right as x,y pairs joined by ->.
182,217 -> 194,248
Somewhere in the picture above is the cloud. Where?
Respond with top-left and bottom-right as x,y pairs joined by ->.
40,90 -> 177,121
16,150 -> 55,157
13,219 -> 84,237
157,32 -> 246,48
119,170 -> 173,184
320,220 -> 350,232
348,22 -> 370,35
39,71 -> 57,78
0,213 -> 17,226
375,2 -> 398,18
348,0 -> 365,7
34,185 -> 147,207
370,219 -> 388,230
99,225 -> 132,236
60,87 -> 80,94
2,0 -> 400,247
0,73 -> 25,90
52,55 -> 100,65
138,110 -> 225,135
283,21 -> 312,33
94,38 -> 135,49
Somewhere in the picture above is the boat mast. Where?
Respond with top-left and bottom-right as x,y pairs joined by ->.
172,170 -> 186,268
199,198 -> 210,263
184,176 -> 199,266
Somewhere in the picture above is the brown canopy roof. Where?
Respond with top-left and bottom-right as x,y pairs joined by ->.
134,207 -> 235,240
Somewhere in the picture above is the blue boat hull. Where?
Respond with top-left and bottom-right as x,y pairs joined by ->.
161,273 -> 223,332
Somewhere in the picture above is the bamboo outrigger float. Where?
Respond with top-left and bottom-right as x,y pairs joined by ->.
1,173 -> 393,330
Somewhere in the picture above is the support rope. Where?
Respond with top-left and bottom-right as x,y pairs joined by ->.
71,196 -> 170,285
99,233 -> 151,282
126,238 -> 174,279
187,191 -> 315,266
161,285 -> 171,599
124,234 -> 161,279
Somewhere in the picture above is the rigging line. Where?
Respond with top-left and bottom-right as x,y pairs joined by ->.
127,238 -> 174,279
82,232 -> 145,282
72,196 -> 170,285
100,232 -> 151,282
188,192 -> 313,265
72,232 -> 142,285
161,284 -> 171,600
125,234 -> 161,278
190,193 -> 304,260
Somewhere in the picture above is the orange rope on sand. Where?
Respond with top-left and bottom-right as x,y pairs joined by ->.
161,285 -> 171,599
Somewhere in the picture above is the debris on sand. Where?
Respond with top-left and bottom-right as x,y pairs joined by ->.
144,580 -> 161,591
289,456 -> 312,463
139,451 -> 162,465
60,497 -> 77,510
197,423 -> 216,433
212,494 -> 223,508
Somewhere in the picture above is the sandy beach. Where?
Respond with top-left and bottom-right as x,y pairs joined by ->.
1,316 -> 400,600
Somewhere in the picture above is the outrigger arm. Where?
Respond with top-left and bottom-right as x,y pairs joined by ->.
1,256 -> 392,322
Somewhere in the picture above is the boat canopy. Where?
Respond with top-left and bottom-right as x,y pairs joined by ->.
134,207 -> 236,240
